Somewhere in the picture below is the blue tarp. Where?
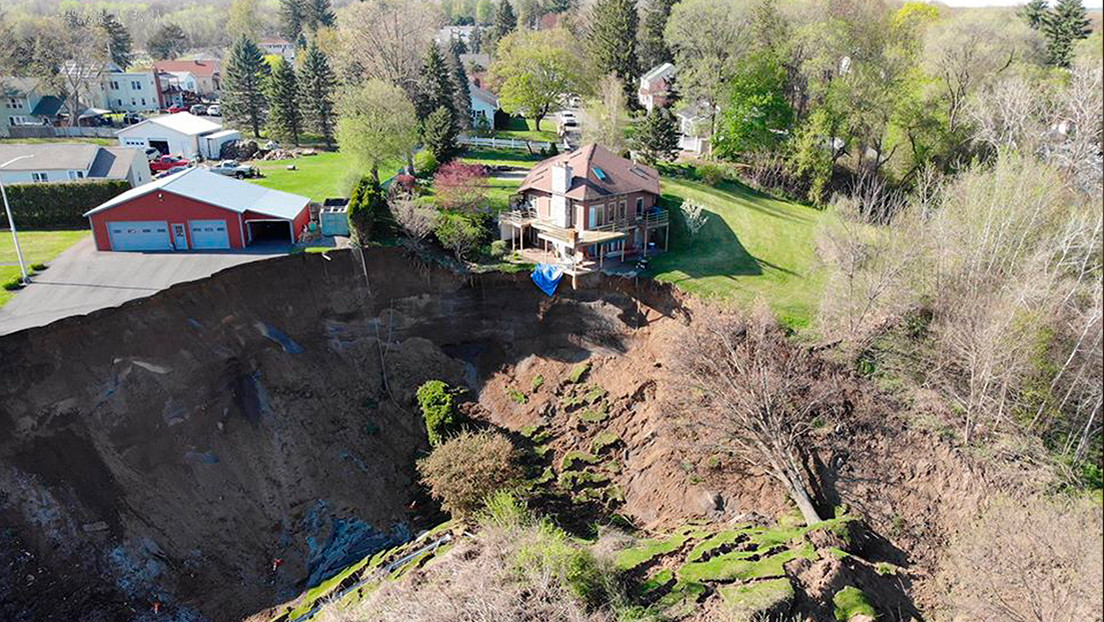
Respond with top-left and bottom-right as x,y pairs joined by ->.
531,263 -> 565,297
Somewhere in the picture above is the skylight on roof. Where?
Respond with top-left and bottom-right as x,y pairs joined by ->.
593,167 -> 607,181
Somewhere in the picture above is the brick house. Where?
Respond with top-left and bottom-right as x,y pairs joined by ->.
502,144 -> 669,267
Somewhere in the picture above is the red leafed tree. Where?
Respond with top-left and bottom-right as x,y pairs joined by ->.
434,162 -> 489,212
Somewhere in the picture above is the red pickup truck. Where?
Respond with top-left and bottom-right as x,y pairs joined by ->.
149,155 -> 191,172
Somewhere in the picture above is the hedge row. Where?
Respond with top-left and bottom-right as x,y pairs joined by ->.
0,180 -> 130,228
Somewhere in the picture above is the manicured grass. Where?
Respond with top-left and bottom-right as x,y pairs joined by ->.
649,178 -> 826,328
249,151 -> 402,202
459,148 -> 544,169
494,117 -> 558,142
0,229 -> 89,306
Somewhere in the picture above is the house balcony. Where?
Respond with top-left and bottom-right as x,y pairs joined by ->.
500,207 -> 669,244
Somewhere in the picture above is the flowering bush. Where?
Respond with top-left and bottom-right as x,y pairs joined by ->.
434,161 -> 489,212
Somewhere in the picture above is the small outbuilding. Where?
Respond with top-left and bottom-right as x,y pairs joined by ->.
84,168 -> 310,252
116,112 -> 241,159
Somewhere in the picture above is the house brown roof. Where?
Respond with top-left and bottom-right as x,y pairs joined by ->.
152,59 -> 220,78
518,144 -> 661,201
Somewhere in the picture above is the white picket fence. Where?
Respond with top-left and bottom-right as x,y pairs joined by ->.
459,135 -> 558,151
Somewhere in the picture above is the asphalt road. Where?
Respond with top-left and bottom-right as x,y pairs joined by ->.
0,237 -> 287,335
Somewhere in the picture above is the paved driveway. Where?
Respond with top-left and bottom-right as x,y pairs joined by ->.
0,238 -> 288,335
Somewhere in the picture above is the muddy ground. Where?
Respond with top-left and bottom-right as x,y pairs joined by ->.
0,248 -> 985,621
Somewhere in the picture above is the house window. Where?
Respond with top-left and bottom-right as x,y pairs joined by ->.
131,80 -> 141,90
141,97 -> 146,106
31,172 -> 48,183
619,200 -> 627,220
68,171 -> 84,180
6,97 -> 21,109
110,81 -> 120,90
8,116 -> 27,126
636,197 -> 644,216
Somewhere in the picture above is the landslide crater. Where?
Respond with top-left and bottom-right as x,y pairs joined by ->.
0,248 -> 684,622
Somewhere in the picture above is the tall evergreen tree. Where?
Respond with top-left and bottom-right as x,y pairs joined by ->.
423,105 -> 459,160
491,0 -> 517,43
638,0 -> 676,70
266,58 -> 301,145
299,41 -> 337,147
279,0 -> 305,42
1018,0 -> 1050,30
1043,0 -> 1092,67
148,23 -> 188,61
99,11 -> 132,70
223,35 -> 269,138
416,43 -> 457,122
633,106 -> 679,163
303,0 -> 336,32
587,0 -> 640,106
447,38 -> 473,130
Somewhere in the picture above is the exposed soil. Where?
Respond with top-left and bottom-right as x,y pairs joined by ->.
0,247 -> 993,621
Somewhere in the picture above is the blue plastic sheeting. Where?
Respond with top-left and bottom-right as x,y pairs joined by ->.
531,263 -> 565,296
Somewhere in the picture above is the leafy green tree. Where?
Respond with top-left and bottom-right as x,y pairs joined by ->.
229,0 -> 264,41
435,211 -> 485,259
337,79 -> 420,181
266,58 -> 301,145
638,0 -> 676,69
1043,0 -> 1092,67
347,175 -> 388,244
713,52 -> 791,159
491,0 -> 517,45
417,43 -> 457,122
223,35 -> 270,137
490,29 -> 588,131
279,0 -> 305,42
789,108 -> 836,206
304,0 -> 336,31
148,23 -> 188,61
299,41 -> 337,147
448,39 -> 473,130
1019,0 -> 1050,30
476,0 -> 495,23
99,11 -> 132,70
634,106 -> 680,163
423,105 -> 460,161
586,0 -> 640,105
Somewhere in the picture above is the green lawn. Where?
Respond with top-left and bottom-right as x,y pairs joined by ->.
249,151 -> 401,202
649,179 -> 826,328
494,117 -> 558,142
459,148 -> 544,170
0,229 -> 89,306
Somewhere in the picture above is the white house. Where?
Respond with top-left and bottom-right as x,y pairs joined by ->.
259,38 -> 296,61
116,112 -> 241,160
1,78 -> 64,137
470,83 -> 499,131
104,69 -> 159,113
0,143 -> 151,186
675,101 -> 715,157
638,63 -> 676,113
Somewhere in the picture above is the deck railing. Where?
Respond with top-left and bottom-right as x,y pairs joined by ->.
501,208 -> 669,235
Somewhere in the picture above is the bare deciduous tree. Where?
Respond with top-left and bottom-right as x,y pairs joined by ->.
940,495 -> 1103,622
679,200 -> 709,239
390,193 -> 437,244
337,0 -> 440,95
675,306 -> 844,525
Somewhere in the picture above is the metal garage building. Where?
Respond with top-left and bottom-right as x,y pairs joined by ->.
84,168 -> 311,252
116,112 -> 241,160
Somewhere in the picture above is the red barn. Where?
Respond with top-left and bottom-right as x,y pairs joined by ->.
84,168 -> 311,252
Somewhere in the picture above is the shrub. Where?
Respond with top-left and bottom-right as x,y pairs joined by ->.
434,211 -> 485,260
417,430 -> 521,516
3,277 -> 24,291
392,173 -> 417,195
347,175 -> 387,244
30,262 -> 47,271
434,161 -> 489,212
414,150 -> 439,177
416,380 -> 459,447
0,180 -> 129,228
489,239 -> 508,259
697,162 -> 728,186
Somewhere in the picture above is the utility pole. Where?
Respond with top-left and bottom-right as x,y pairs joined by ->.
0,155 -> 34,284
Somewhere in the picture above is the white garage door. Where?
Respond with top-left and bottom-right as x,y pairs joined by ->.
189,220 -> 230,249
108,221 -> 171,251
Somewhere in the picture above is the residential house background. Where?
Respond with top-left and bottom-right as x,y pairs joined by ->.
1,78 -> 63,137
0,143 -> 151,186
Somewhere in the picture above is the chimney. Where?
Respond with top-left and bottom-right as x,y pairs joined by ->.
551,162 -> 572,195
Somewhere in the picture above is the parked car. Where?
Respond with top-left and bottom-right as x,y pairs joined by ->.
164,105 -> 189,114
150,155 -> 191,172
208,160 -> 258,179
143,147 -> 162,161
156,165 -> 190,179
206,104 -> 221,116
190,104 -> 207,116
